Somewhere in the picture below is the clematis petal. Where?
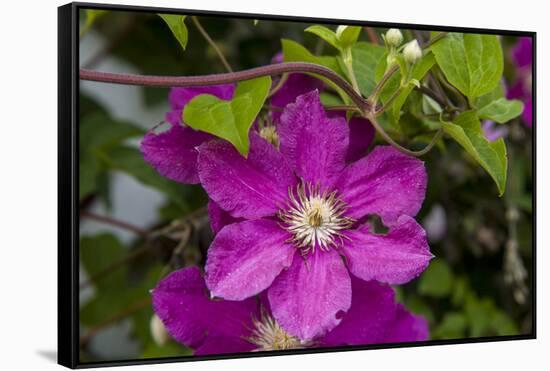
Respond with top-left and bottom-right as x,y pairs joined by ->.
268,251 -> 352,340
140,123 -> 212,184
335,146 -> 427,225
278,90 -> 349,188
342,215 -> 432,285
207,199 -> 241,235
320,276 -> 428,346
205,219 -> 296,301
194,335 -> 256,356
167,85 -> 235,125
328,111 -> 375,164
384,304 -> 429,343
151,267 -> 258,349
270,74 -> 324,123
198,133 -> 296,219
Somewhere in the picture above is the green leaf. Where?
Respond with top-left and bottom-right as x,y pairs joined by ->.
352,42 -> 385,97
82,9 -> 108,35
477,98 -> 524,124
100,146 -> 189,208
305,25 -> 341,50
432,312 -> 467,339
158,14 -> 188,52
475,84 -> 504,109
183,77 -> 271,156
79,113 -> 144,201
80,234 -> 127,293
337,26 -> 362,49
431,33 -> 503,99
141,341 -> 192,359
374,52 -> 436,128
418,259 -> 454,297
442,111 -> 507,195
281,39 -> 344,76
391,53 -> 436,119
80,152 -> 101,200
281,39 -> 348,103
86,10 -> 108,24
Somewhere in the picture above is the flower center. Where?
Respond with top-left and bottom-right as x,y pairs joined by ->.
279,182 -> 354,255
248,312 -> 303,351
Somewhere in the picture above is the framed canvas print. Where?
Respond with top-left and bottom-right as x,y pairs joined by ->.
58,2 -> 536,368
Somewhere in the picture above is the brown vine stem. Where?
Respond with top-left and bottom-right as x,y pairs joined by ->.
365,112 -> 444,157
80,62 -> 371,112
191,16 -> 233,73
81,211 -> 149,237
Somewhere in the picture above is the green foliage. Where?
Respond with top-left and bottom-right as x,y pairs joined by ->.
352,42 -> 385,97
79,112 -> 144,201
442,111 -> 507,195
305,25 -> 341,50
432,312 -> 467,339
478,98 -> 524,124
431,33 -> 503,100
305,25 -> 362,51
375,52 -> 436,129
418,259 -> 454,297
158,14 -> 188,52
183,76 -> 272,156
336,26 -> 362,49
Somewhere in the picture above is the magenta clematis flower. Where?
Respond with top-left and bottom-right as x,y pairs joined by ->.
151,267 -> 428,355
198,90 -> 432,340
507,37 -> 533,127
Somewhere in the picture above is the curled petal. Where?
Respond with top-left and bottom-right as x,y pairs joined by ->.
343,215 -> 432,285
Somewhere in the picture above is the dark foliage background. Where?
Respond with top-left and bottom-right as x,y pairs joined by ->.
78,9 -> 533,362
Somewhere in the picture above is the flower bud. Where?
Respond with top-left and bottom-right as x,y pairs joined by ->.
385,28 -> 403,47
150,314 -> 169,346
403,40 -> 422,64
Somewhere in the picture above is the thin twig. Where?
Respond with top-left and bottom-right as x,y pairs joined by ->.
364,27 -> 380,45
191,16 -> 233,73
422,32 -> 448,49
365,112 -> 444,157
81,211 -> 149,237
266,73 -> 289,99
325,105 -> 362,113
369,65 -> 399,105
415,85 -> 449,109
375,86 -> 404,115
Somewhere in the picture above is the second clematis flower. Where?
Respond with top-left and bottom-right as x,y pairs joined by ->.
152,267 -> 428,355
198,90 -> 433,340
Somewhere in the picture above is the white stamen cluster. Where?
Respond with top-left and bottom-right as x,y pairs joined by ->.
248,311 -> 303,351
279,182 -> 354,255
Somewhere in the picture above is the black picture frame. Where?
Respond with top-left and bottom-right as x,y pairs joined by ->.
58,2 -> 537,368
